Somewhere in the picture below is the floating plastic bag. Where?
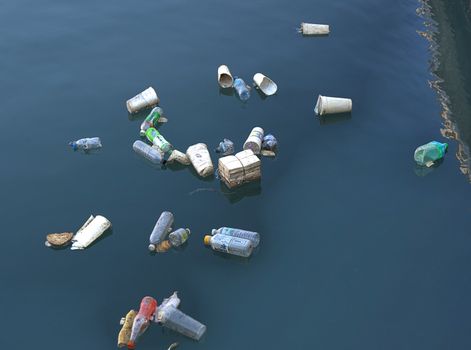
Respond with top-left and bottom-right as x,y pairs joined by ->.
215,139 -> 235,156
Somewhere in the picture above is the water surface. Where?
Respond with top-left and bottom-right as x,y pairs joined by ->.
1,0 -> 471,349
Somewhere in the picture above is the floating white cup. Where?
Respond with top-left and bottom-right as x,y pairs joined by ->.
253,73 -> 278,96
217,65 -> 233,88
186,143 -> 214,178
299,23 -> 330,35
126,87 -> 159,114
243,127 -> 264,155
314,95 -> 352,115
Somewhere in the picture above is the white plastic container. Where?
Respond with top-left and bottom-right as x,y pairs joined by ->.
159,306 -> 206,341
314,95 -> 352,115
253,73 -> 277,96
186,143 -> 214,177
299,23 -> 330,35
71,215 -> 111,250
217,65 -> 233,88
243,127 -> 264,155
126,87 -> 159,114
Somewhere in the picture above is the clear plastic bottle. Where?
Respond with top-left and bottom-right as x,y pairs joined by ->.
211,227 -> 260,248
133,140 -> 163,164
414,141 -> 448,166
69,137 -> 102,151
158,306 -> 206,341
204,233 -> 253,257
140,107 -> 164,136
168,228 -> 191,247
149,211 -> 174,251
233,77 -> 250,101
145,128 -> 173,154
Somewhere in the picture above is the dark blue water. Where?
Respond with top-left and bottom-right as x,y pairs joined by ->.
1,0 -> 471,349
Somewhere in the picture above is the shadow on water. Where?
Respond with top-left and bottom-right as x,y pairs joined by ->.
413,157 -> 445,177
204,246 -> 258,265
219,87 -> 234,97
85,227 -> 113,249
419,0 -> 471,181
318,112 -> 352,126
219,180 -> 262,204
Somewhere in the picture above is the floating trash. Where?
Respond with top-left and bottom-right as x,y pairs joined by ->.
298,22 -> 330,35
204,233 -> 253,258
215,138 -> 235,156
168,228 -> 191,247
414,141 -> 448,167
233,77 -> 250,101
167,150 -> 191,165
211,227 -> 260,248
118,310 -> 137,348
186,143 -> 214,178
126,87 -> 159,114
133,140 -> 164,165
253,73 -> 277,96
71,215 -> 111,250
243,127 -> 264,155
148,211 -> 174,252
69,137 -> 102,151
314,95 -> 352,115
45,232 -> 73,248
217,65 -> 233,88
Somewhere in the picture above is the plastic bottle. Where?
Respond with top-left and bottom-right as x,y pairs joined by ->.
414,141 -> 448,166
145,128 -> 173,154
233,77 -> 250,101
215,139 -> 235,156
128,296 -> 158,349
211,227 -> 260,248
203,233 -> 253,257
133,140 -> 164,164
140,107 -> 164,136
149,211 -> 174,251
69,137 -> 102,151
168,228 -> 191,247
158,306 -> 206,341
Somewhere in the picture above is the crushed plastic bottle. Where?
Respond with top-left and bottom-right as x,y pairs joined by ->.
149,211 -> 174,251
211,227 -> 260,248
204,233 -> 253,257
262,134 -> 278,152
145,128 -> 173,154
140,107 -> 165,136
133,140 -> 164,165
233,77 -> 250,101
414,141 -> 448,167
69,137 -> 102,151
168,228 -> 191,247
215,139 -> 235,156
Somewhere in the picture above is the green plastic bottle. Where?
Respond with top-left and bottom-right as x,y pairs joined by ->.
414,141 -> 448,167
145,127 -> 172,154
140,107 -> 164,136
